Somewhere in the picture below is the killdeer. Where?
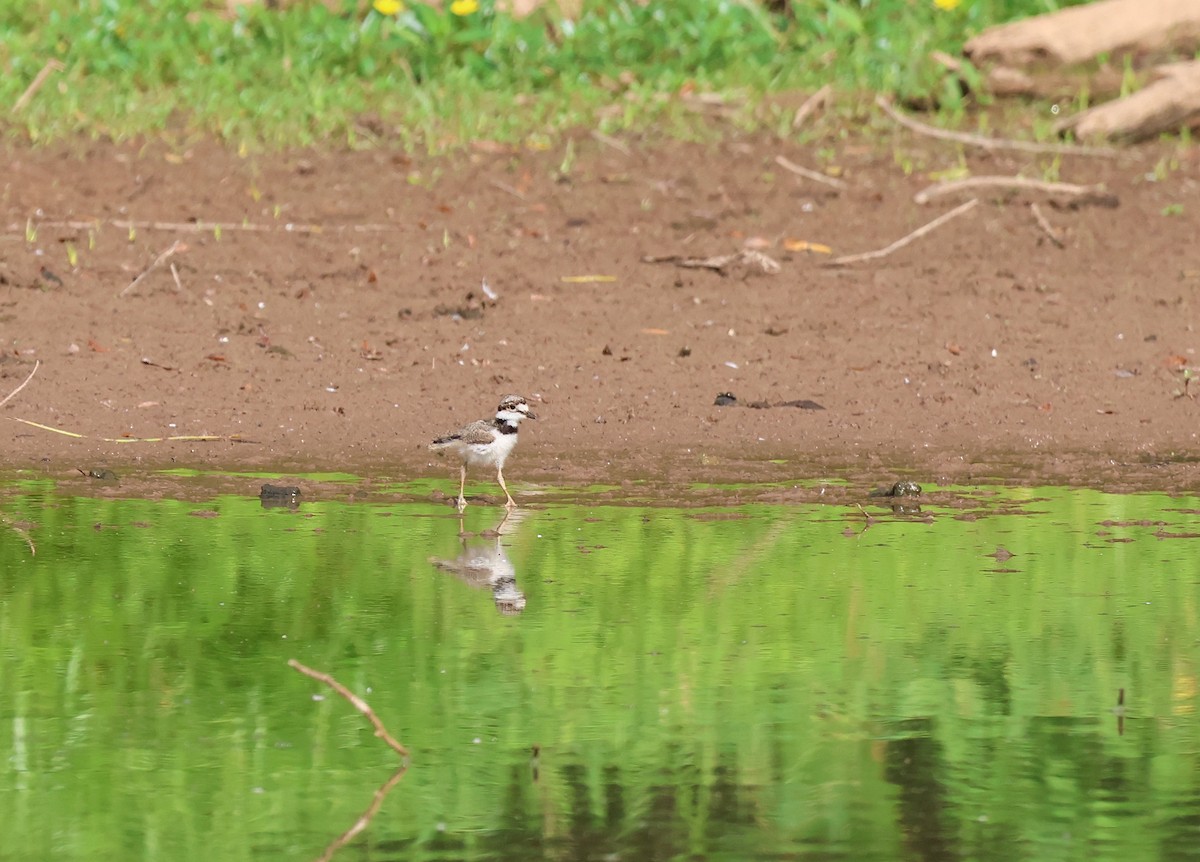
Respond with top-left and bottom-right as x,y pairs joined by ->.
429,394 -> 536,512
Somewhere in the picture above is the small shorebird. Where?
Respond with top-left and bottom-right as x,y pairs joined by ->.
429,395 -> 536,512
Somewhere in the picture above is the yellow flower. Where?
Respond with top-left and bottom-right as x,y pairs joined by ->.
450,0 -> 479,15
373,0 -> 404,15
934,0 -> 961,9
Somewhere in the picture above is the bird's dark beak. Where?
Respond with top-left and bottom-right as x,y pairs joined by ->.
525,410 -> 537,420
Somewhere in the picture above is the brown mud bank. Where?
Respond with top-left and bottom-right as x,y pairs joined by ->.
2,132 -> 1199,496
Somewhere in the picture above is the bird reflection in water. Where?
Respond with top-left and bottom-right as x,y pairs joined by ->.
429,509 -> 528,615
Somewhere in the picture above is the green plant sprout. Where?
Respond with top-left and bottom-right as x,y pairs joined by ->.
558,138 -> 576,178
1176,366 -> 1196,399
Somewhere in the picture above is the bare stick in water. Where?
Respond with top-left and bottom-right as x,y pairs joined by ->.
288,659 -> 409,758
314,767 -> 408,862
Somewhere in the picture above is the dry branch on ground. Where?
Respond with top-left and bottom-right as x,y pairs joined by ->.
875,97 -> 1118,157
0,360 -> 39,409
825,198 -> 979,267
913,176 -> 1113,206
642,250 -> 781,276
774,154 -> 847,191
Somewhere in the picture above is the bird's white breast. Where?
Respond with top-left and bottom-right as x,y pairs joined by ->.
462,430 -> 519,468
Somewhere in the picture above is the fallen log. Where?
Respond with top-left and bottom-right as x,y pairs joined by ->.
1055,59 -> 1200,141
963,0 -> 1200,140
964,0 -> 1200,67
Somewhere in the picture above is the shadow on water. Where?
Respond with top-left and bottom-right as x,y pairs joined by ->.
1,474 -> 1199,862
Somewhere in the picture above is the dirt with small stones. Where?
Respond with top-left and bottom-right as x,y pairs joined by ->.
2,131 -> 1199,500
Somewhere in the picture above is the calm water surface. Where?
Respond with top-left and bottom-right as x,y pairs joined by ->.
1,478 -> 1198,861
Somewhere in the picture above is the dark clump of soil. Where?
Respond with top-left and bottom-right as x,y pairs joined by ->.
1,134 -> 1198,491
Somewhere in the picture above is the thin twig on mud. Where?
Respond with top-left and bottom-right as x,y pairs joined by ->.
7,416 -> 255,444
590,130 -> 632,156
120,240 -> 183,297
876,96 -> 1121,158
774,155 -> 848,191
914,175 -> 1109,205
169,262 -> 185,293
0,360 -> 39,409
1030,202 -> 1066,248
826,198 -> 979,267
288,659 -> 410,758
489,179 -> 529,201
10,218 -> 393,237
313,766 -> 407,862
792,84 -> 832,130
12,60 -> 64,114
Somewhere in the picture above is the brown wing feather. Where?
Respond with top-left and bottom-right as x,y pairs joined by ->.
430,418 -> 495,449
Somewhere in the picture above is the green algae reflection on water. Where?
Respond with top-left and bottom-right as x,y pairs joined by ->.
0,481 -> 1198,861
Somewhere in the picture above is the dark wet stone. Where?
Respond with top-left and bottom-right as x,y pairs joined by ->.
870,481 -> 922,498
81,468 -> 117,481
260,483 -> 301,499
260,484 -> 302,509
714,392 -> 738,406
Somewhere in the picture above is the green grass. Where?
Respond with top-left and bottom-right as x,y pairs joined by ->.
1,0 -> 1087,150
